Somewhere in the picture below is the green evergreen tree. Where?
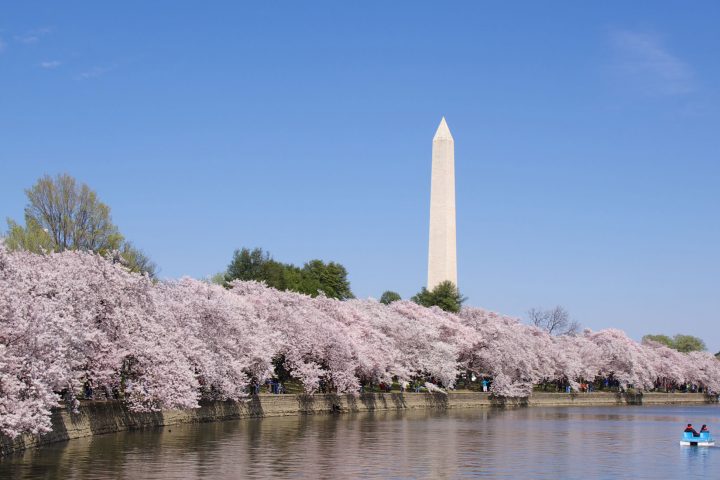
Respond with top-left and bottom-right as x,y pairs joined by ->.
224,247 -> 288,290
379,291 -> 402,305
297,259 -> 354,299
411,281 -> 465,313
223,248 -> 353,300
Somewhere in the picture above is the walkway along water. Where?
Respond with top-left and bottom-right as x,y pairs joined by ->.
2,391 -> 717,457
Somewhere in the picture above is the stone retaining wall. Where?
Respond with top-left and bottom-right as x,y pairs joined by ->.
2,391 -> 715,457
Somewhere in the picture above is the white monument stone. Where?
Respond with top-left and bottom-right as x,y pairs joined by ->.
427,117 -> 457,290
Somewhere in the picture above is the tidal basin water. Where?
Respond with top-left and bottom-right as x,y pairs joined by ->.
2,405 -> 719,479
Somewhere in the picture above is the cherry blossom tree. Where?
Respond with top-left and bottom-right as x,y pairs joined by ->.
2,245 -> 719,439
0,247 -> 197,437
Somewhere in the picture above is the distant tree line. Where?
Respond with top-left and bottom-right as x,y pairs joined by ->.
222,249 -> 469,313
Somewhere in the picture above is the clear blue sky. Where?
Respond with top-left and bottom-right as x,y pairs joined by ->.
1,2 -> 719,351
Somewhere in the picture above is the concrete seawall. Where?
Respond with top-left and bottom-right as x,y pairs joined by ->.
2,392 -> 716,457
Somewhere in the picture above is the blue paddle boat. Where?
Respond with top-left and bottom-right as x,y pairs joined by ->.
680,431 -> 715,447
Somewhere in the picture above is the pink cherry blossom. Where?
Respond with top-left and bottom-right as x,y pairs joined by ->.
1,245 -> 718,439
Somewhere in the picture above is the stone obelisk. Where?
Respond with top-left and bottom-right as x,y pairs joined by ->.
427,117 -> 457,290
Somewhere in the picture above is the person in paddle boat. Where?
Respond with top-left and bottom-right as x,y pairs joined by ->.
681,423 -> 715,446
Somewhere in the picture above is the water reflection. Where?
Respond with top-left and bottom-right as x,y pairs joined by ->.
2,406 -> 719,479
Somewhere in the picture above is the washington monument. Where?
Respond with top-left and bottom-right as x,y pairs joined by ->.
427,117 -> 457,290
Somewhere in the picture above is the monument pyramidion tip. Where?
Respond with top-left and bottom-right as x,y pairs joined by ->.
433,116 -> 453,140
